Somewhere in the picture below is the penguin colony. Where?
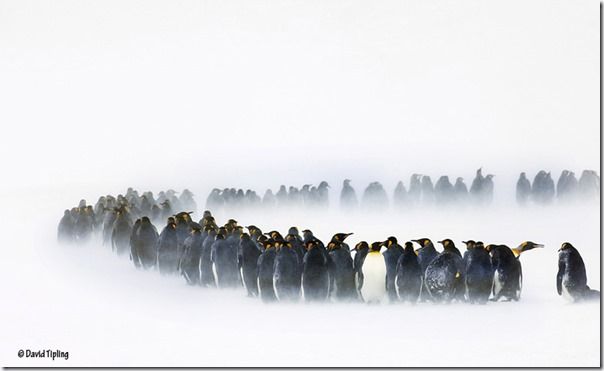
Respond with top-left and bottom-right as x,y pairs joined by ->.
58,187 -> 599,304
516,169 -> 600,206
206,168 -> 598,213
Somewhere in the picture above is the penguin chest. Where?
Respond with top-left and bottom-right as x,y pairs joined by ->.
360,253 -> 387,302
493,270 -> 503,295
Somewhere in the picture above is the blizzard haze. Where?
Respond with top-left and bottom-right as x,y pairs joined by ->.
0,0 -> 601,368
0,0 -> 600,191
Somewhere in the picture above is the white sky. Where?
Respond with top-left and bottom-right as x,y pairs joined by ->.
0,0 -> 600,194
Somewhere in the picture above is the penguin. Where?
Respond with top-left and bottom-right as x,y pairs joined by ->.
74,205 -> 94,242
516,172 -> 531,206
578,170 -> 600,200
351,241 -> 369,300
302,239 -> 330,302
238,232 -> 262,297
257,239 -> 278,303
382,236 -> 404,302
199,228 -> 217,287
57,209 -> 74,243
359,242 -> 387,303
327,233 -> 356,301
434,176 -> 455,205
111,208 -> 133,256
469,168 -> 484,203
408,174 -> 422,206
423,239 -> 465,303
453,177 -> 468,204
557,242 -> 600,302
395,241 -> 422,303
420,176 -> 435,205
392,181 -> 407,210
483,174 -> 495,204
285,227 -> 306,269
157,218 -> 179,275
462,240 -> 493,304
317,181 -> 330,208
486,241 -> 543,301
180,223 -> 204,285
211,231 -> 240,288
130,216 -> 158,269
340,179 -> 358,210
273,239 -> 301,301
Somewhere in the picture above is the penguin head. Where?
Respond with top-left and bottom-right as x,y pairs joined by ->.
513,241 -> 544,257
438,239 -> 456,251
332,233 -> 353,243
369,242 -> 382,252
240,232 -> 250,240
261,239 -> 275,250
559,242 -> 574,252
412,238 -> 432,248
302,229 -> 314,240
141,216 -> 151,225
462,240 -> 476,249
403,241 -> 414,253
352,241 -> 368,252
288,226 -> 299,236
190,223 -> 202,234
268,230 -> 283,240
383,236 -> 398,248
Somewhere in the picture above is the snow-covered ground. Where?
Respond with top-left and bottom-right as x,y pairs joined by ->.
1,187 -> 599,367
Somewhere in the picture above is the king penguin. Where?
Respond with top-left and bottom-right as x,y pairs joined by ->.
557,242 -> 600,302
359,242 -> 387,304
487,241 -> 543,301
395,241 -> 422,303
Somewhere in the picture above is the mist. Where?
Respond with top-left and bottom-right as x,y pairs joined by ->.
0,0 -> 600,367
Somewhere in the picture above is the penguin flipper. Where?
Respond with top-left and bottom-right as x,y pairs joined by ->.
556,260 -> 565,295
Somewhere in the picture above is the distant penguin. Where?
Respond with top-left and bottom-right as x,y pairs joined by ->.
516,172 -> 531,206
420,176 -> 435,204
469,167 -> 484,203
57,209 -> 74,243
359,242 -> 387,303
340,179 -> 358,210
462,240 -> 493,304
434,176 -> 455,205
453,177 -> 468,204
557,242 -> 600,302
382,236 -> 403,302
487,241 -> 543,301
273,240 -> 301,301
239,233 -> 262,297
257,239 -> 278,302
392,181 -> 407,210
408,174 -> 422,206
423,239 -> 465,303
327,233 -> 357,301
395,241 -> 422,303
